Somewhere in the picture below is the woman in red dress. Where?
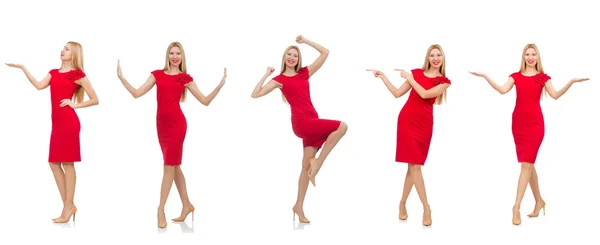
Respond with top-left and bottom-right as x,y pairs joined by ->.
250,35 -> 348,223
367,44 -> 451,226
117,42 -> 226,228
6,41 -> 100,223
470,43 -> 589,225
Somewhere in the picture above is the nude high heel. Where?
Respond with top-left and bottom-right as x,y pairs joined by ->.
172,205 -> 195,222
53,206 -> 77,223
527,201 -> 546,217
292,206 -> 310,223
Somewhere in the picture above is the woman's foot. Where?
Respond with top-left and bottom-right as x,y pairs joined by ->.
292,205 -> 310,223
422,206 -> 432,226
308,158 -> 322,186
172,204 -> 195,222
158,211 -> 167,228
527,200 -> 546,217
512,206 -> 521,225
53,205 -> 77,223
399,202 -> 408,220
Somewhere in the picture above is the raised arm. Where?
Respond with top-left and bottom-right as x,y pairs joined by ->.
5,63 -> 51,90
397,69 -> 450,99
544,77 -> 590,100
366,69 -> 411,98
251,67 -> 283,99
469,71 -> 514,95
117,60 -> 156,98
296,35 -> 329,77
186,68 -> 227,106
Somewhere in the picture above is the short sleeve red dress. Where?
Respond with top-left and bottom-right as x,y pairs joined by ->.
272,67 -> 342,149
48,69 -> 86,163
509,72 -> 551,164
395,68 -> 451,165
151,70 -> 194,166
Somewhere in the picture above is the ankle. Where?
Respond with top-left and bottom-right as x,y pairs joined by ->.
423,204 -> 431,211
399,201 -> 407,206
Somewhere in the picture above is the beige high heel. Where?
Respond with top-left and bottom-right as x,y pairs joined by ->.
53,206 -> 77,223
292,206 -> 310,223
527,201 -> 546,217
172,205 -> 195,222
307,158 -> 316,186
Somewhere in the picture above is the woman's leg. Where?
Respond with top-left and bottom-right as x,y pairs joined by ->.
512,162 -> 534,225
49,162 -> 67,220
293,147 -> 318,223
158,165 -> 176,228
527,165 -> 546,217
172,166 -> 195,221
399,168 -> 413,220
408,164 -> 431,226
309,122 -> 348,183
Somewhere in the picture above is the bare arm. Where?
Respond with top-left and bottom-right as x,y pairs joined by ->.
470,72 -> 515,95
544,77 -> 590,100
251,68 -> 282,98
406,75 -> 450,99
297,36 -> 329,77
5,64 -> 51,90
73,77 -> 99,108
117,60 -> 155,98
366,69 -> 411,98
186,81 -> 224,106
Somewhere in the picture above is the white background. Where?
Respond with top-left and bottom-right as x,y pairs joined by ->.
0,0 -> 598,244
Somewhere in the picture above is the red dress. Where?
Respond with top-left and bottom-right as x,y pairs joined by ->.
48,69 -> 86,163
509,72 -> 550,164
272,67 -> 341,149
151,70 -> 194,166
395,69 -> 451,165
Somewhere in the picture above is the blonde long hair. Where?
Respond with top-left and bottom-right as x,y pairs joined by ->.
63,41 -> 85,104
163,42 -> 188,102
421,44 -> 447,105
279,45 -> 303,103
519,43 -> 547,99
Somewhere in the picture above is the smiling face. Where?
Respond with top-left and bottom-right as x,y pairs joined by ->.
169,46 -> 182,68
524,47 -> 537,67
285,48 -> 299,68
428,48 -> 443,69
60,44 -> 73,61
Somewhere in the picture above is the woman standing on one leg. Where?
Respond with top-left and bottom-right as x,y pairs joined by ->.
117,42 -> 226,229
250,35 -> 348,223
470,43 -> 589,225
367,44 -> 451,226
5,41 -> 100,223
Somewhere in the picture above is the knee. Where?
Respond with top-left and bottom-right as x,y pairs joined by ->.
408,164 -> 422,172
337,122 -> 348,134
520,162 -> 533,170
48,162 -> 61,169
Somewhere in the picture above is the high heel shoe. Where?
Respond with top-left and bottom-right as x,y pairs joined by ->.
52,205 -> 77,222
158,212 -> 167,229
172,205 -> 195,222
53,206 -> 77,223
527,201 -> 546,217
292,206 -> 310,223
307,158 -> 316,186
422,210 -> 432,226
512,207 -> 521,225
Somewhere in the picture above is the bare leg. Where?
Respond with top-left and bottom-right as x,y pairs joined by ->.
54,162 -> 77,223
512,162 -> 533,225
527,165 -> 545,217
408,164 -> 431,226
172,166 -> 194,221
158,165 -> 176,228
293,147 -> 318,223
309,122 -> 348,182
49,162 -> 67,220
399,168 -> 413,220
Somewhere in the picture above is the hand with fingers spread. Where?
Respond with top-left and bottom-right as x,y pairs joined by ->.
5,63 -> 25,69
394,69 -> 412,79
366,69 -> 386,79
60,98 -> 75,108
